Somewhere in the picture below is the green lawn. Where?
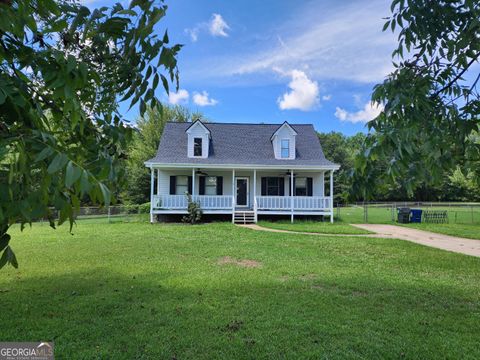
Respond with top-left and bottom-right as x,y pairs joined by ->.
257,220 -> 371,234
1,222 -> 480,359
403,223 -> 480,240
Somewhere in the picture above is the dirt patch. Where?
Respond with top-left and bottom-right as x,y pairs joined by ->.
223,320 -> 244,333
299,273 -> 317,281
217,256 -> 262,268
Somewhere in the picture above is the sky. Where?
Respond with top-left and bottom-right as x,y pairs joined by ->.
84,0 -> 396,135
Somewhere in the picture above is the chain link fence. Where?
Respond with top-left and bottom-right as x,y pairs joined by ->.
336,202 -> 480,224
37,204 -> 151,224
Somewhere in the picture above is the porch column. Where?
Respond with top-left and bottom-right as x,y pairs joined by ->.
253,170 -> 256,202
150,167 -> 154,223
290,169 -> 294,223
330,170 -> 334,223
157,169 -> 160,195
231,169 -> 235,223
192,168 -> 195,196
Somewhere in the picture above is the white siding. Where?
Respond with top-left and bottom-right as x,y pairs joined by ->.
312,172 -> 324,196
187,123 -> 209,158
272,125 -> 296,160
157,169 -> 233,196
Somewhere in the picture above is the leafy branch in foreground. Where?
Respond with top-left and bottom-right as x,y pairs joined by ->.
0,0 -> 181,268
354,0 -> 480,199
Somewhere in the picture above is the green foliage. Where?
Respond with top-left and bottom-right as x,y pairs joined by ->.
318,132 -> 366,202
121,104 -> 203,204
355,0 -> 480,198
122,202 -> 151,214
0,0 -> 180,268
182,193 -> 202,224
440,167 -> 480,202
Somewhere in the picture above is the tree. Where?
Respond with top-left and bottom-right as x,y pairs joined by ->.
318,132 -> 366,202
355,0 -> 480,198
121,105 -> 202,204
0,0 -> 181,268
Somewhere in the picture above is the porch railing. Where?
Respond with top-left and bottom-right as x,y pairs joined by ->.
293,196 -> 330,210
256,196 -> 330,210
153,195 -> 233,210
255,196 -> 291,210
153,195 -> 331,211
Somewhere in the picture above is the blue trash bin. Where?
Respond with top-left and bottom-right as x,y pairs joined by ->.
410,209 -> 422,223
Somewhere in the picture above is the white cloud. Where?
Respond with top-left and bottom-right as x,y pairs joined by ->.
322,94 -> 332,101
185,28 -> 199,42
182,0 -> 394,85
277,70 -> 319,111
168,89 -> 189,105
193,91 -> 218,106
184,13 -> 230,42
209,14 -> 230,37
335,102 -> 383,123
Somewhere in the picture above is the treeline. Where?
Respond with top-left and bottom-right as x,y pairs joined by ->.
319,132 -> 480,203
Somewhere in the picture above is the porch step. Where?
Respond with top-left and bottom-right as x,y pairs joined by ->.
233,211 -> 256,224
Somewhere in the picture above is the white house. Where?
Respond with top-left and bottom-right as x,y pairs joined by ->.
145,120 -> 340,223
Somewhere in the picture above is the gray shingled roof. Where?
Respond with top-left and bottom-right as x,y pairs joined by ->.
146,122 -> 338,167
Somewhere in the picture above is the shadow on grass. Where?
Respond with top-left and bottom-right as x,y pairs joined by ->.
1,268 -> 479,359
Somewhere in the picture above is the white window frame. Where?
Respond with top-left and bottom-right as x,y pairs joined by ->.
295,177 -> 307,196
193,137 -> 203,157
176,175 -> 189,195
204,176 -> 217,195
281,139 -> 290,158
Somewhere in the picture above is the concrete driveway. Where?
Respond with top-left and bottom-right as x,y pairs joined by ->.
352,224 -> 480,257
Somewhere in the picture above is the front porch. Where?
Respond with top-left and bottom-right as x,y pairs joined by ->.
149,167 -> 336,223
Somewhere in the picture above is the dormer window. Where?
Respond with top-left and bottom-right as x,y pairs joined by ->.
281,139 -> 289,158
186,120 -> 210,158
271,121 -> 297,160
194,138 -> 202,156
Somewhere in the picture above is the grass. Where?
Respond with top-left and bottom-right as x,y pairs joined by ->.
257,220 -> 371,234
1,221 -> 480,359
403,223 -> 480,240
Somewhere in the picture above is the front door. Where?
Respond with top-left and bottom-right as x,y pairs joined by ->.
236,177 -> 249,207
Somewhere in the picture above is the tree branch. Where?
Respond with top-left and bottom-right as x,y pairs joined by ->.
433,53 -> 480,96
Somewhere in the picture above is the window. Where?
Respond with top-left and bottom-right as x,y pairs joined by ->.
176,176 -> 188,195
204,176 -> 217,195
193,137 -> 202,156
295,177 -> 307,196
281,139 -> 289,158
267,177 -> 282,196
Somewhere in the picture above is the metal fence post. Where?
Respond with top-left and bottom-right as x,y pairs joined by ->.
108,206 -> 111,223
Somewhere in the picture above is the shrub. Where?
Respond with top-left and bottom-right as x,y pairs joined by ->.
182,193 -> 202,224
139,202 -> 151,214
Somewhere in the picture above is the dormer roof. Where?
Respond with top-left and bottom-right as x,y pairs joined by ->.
270,121 -> 298,141
185,119 -> 211,138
